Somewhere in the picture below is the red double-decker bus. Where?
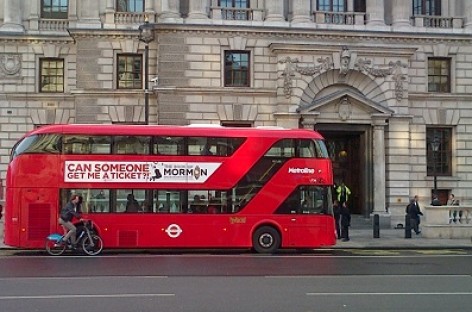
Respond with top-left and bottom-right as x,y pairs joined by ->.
5,124 -> 335,253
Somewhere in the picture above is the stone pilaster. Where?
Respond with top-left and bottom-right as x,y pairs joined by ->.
366,0 -> 385,26
265,0 -> 284,22
465,0 -> 472,29
76,0 -> 101,28
392,0 -> 410,29
187,0 -> 209,20
291,0 -> 311,24
159,0 -> 181,21
372,117 -> 387,213
0,0 -> 25,33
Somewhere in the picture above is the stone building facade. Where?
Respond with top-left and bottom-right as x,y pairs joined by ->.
1,0 -> 472,227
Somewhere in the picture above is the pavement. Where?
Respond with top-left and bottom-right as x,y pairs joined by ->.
0,216 -> 471,251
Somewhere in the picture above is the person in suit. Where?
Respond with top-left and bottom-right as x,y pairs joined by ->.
406,195 -> 423,234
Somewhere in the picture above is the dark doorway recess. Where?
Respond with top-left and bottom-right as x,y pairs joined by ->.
315,125 -> 371,216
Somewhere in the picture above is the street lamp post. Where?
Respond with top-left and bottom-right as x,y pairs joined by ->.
430,136 -> 440,200
138,19 -> 155,125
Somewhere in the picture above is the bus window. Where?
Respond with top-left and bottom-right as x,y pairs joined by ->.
298,139 -> 316,158
11,134 -> 62,159
153,136 -> 185,155
90,190 -> 109,213
63,135 -> 111,154
155,190 -> 182,213
275,186 -> 332,215
188,137 -> 215,155
89,136 -> 111,154
114,136 -> 150,154
116,189 -> 146,213
265,139 -> 296,158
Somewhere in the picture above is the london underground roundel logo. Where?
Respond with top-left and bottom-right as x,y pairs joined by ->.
165,224 -> 183,238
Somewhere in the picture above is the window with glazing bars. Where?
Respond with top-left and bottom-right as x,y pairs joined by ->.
117,54 -> 143,89
413,0 -> 441,15
224,51 -> 250,87
41,0 -> 69,19
426,128 -> 452,176
219,0 -> 250,20
428,58 -> 450,93
117,0 -> 144,12
40,58 -> 64,93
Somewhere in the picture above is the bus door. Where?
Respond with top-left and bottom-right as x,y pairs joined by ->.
19,188 -> 56,248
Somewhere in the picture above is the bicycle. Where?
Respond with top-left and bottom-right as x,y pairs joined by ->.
45,219 -> 103,256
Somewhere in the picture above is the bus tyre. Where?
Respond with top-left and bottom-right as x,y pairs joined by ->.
252,226 -> 280,254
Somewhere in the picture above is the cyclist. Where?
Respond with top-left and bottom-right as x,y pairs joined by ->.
58,194 -> 83,248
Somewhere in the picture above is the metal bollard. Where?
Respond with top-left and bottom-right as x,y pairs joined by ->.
373,214 -> 380,238
404,214 -> 411,239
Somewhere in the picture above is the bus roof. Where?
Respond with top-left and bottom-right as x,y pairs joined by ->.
26,124 -> 325,140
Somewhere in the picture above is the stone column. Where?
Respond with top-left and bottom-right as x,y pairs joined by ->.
372,118 -> 387,214
366,0 -> 385,26
76,0 -> 101,28
291,0 -> 311,24
265,0 -> 284,22
160,0 -> 181,21
187,0 -> 209,20
0,0 -> 25,33
465,0 -> 472,29
392,0 -> 410,29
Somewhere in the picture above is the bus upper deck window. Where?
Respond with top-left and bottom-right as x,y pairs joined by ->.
11,134 -> 61,159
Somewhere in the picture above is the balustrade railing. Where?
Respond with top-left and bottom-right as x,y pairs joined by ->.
314,11 -> 365,25
114,12 -> 146,25
39,19 -> 69,31
211,7 -> 263,21
412,15 -> 463,29
422,205 -> 472,239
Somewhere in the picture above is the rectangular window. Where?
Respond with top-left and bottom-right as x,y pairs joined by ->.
317,0 -> 346,11
428,58 -> 450,93
413,0 -> 441,16
117,54 -> 142,89
219,0 -> 250,20
224,51 -> 250,87
427,128 -> 452,176
40,58 -> 64,93
117,0 -> 144,12
41,0 -> 69,19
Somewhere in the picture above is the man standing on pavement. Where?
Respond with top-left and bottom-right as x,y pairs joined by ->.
406,195 -> 423,234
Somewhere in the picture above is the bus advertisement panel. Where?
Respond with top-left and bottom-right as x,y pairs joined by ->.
5,124 -> 335,253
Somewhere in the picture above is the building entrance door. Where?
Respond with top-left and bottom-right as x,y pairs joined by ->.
316,126 -> 371,216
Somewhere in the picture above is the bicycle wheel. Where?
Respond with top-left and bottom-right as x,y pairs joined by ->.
45,239 -> 66,256
81,234 -> 103,256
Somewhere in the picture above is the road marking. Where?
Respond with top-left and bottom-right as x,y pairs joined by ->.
0,293 -> 175,300
306,292 -> 472,296
0,276 -> 168,281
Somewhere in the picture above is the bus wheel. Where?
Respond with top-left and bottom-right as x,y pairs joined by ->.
252,226 -> 280,254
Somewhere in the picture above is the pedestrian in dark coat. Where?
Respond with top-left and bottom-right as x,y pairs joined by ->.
340,201 -> 351,241
333,200 -> 341,239
406,196 -> 423,234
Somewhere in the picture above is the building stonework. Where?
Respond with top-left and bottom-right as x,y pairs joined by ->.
1,0 -> 472,228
